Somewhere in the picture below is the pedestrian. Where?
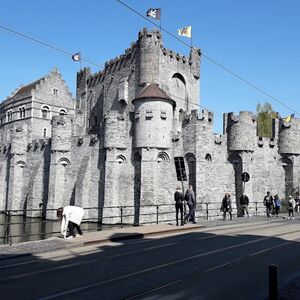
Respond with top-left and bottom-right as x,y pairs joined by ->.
221,193 -> 232,220
239,193 -> 249,217
263,191 -> 274,218
174,186 -> 184,226
295,191 -> 300,214
273,195 -> 281,217
57,205 -> 84,239
288,195 -> 295,220
184,185 -> 196,224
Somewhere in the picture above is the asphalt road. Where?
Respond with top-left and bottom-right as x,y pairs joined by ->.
1,219 -> 300,300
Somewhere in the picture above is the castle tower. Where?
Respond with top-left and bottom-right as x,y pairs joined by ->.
47,115 -> 72,218
278,116 -> 300,193
225,112 -> 257,214
6,124 -> 28,211
75,68 -> 91,135
138,28 -> 161,85
132,83 -> 175,149
132,84 -> 175,207
226,111 -> 257,152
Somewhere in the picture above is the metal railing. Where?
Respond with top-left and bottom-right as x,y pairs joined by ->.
0,202 -> 268,245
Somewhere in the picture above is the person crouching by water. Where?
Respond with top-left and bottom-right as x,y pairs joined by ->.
174,186 -> 184,226
221,193 -> 232,220
57,206 -> 84,239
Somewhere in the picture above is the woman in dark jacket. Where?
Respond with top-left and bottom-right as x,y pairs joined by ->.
221,193 -> 232,220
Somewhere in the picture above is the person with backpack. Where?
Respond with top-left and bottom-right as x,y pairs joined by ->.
263,191 -> 274,218
239,193 -> 249,217
174,186 -> 184,226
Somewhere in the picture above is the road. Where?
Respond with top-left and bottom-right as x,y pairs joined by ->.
1,218 -> 300,300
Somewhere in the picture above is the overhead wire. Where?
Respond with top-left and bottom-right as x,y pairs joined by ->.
115,0 -> 300,117
0,24 -> 103,69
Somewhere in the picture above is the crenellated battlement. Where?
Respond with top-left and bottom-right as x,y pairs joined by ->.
189,109 -> 214,123
278,115 -> 300,154
226,111 -> 256,151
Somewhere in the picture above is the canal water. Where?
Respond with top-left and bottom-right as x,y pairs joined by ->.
0,214 -> 104,245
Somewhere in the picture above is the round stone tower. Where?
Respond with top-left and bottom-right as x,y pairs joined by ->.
104,111 -> 127,149
132,83 -> 175,149
227,111 -> 256,151
51,115 -> 72,152
138,28 -> 161,85
278,116 -> 300,154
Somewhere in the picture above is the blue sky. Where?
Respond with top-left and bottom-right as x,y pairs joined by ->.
1,0 -> 300,133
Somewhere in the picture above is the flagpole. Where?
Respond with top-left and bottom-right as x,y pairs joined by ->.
159,9 -> 162,33
80,52 -> 82,70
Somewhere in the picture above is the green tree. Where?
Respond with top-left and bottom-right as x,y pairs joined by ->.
256,102 -> 279,137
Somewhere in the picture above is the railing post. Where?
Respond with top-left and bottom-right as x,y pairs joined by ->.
120,206 -> 123,228
269,264 -> 278,300
206,203 -> 209,220
156,205 -> 159,224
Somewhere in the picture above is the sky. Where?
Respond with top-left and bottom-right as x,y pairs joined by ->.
1,0 -> 300,133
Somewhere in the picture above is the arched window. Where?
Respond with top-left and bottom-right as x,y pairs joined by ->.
157,152 -> 170,162
41,105 -> 50,119
205,154 -> 212,162
43,128 -> 47,138
59,108 -> 67,116
58,158 -> 70,167
22,107 -> 26,118
179,108 -> 184,122
116,155 -> 126,164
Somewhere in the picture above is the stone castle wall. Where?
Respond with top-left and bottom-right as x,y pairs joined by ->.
0,28 -> 300,224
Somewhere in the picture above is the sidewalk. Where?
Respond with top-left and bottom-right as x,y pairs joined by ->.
0,223 -> 204,259
0,215 -> 288,259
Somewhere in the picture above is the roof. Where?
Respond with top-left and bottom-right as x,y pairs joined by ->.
137,83 -> 172,100
12,77 -> 44,98
134,83 -> 176,107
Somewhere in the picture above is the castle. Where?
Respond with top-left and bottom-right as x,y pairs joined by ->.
0,28 -> 299,222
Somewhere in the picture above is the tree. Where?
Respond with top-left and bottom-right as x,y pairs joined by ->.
256,102 -> 279,137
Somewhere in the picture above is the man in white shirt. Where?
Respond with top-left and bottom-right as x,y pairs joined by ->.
57,206 -> 84,239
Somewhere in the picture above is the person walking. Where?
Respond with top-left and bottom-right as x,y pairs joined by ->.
263,191 -> 274,218
174,186 -> 184,226
273,195 -> 281,217
57,205 -> 84,239
221,193 -> 232,220
184,185 -> 196,224
239,193 -> 249,217
288,195 -> 295,220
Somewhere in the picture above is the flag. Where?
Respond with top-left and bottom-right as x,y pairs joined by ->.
72,52 -> 81,62
178,26 -> 192,38
283,113 -> 295,122
146,8 -> 161,20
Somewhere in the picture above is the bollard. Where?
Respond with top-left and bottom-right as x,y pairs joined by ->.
269,264 -> 278,300
156,205 -> 159,224
206,203 -> 209,220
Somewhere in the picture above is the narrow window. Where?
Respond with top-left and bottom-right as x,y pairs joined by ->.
174,157 -> 187,181
53,89 -> 59,96
43,128 -> 47,138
